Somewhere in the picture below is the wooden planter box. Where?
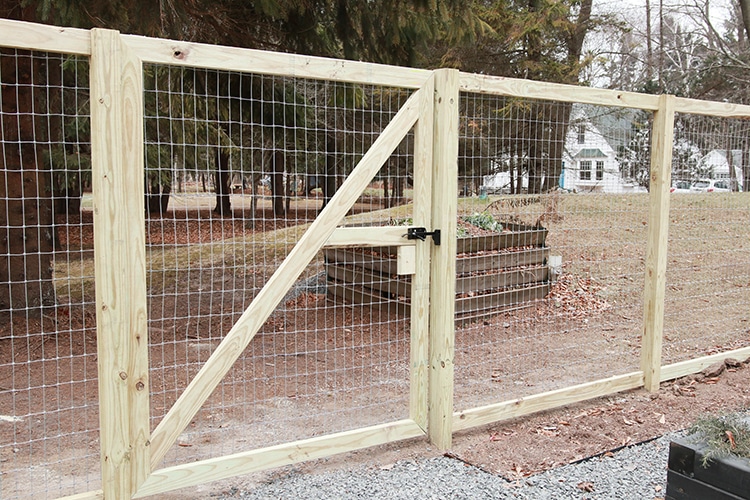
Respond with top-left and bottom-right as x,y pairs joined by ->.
324,223 -> 551,321
667,430 -> 750,500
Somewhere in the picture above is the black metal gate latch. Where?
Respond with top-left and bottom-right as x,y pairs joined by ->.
406,227 -> 441,246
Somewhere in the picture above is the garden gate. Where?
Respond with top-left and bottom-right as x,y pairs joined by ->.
86,28 -> 459,499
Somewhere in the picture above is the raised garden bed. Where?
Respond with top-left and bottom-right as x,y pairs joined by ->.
667,416 -> 750,500
324,222 -> 552,321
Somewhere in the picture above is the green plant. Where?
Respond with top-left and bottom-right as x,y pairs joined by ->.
688,413 -> 750,466
462,211 -> 503,232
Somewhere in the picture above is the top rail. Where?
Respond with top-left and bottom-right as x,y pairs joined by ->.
121,34 -> 432,88
673,96 -> 750,119
0,18 -> 90,55
459,73 -> 661,110
1,18 -> 749,115
460,72 -> 750,117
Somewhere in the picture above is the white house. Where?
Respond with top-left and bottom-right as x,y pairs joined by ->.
697,149 -> 745,187
482,105 -> 642,194
560,107 -> 642,193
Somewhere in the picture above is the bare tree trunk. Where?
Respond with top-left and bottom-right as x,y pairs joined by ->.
271,150 -> 285,217
0,50 -> 56,315
646,0 -> 653,83
321,138 -> 338,212
382,174 -> 390,208
740,0 -> 750,43
214,149 -> 232,216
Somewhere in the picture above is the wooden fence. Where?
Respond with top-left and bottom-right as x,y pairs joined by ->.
1,18 -> 750,500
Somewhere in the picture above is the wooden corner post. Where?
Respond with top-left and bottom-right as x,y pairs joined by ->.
641,94 -> 675,392
428,69 -> 458,449
90,28 -> 151,497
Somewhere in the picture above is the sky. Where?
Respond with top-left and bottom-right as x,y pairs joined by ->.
595,0 -> 734,32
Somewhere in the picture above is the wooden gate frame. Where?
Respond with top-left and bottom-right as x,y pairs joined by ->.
83,27 -> 459,499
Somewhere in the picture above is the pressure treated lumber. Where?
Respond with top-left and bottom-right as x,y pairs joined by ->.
0,18 -> 90,55
641,94 -> 675,392
428,69 -> 459,450
90,29 -> 151,498
660,347 -> 750,382
121,34 -> 430,88
460,73 -> 661,110
324,226 -> 416,248
453,372 -> 643,431
135,420 -> 424,497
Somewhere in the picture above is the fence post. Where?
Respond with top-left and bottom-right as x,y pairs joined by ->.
641,94 -> 675,392
428,68 -> 458,449
90,28 -> 150,497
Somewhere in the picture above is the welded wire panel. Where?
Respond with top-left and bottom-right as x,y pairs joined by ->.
141,65 -> 416,472
0,51 -> 99,499
663,114 -> 750,364
453,93 -> 649,411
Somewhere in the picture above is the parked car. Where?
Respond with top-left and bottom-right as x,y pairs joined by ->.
690,179 -> 730,193
670,180 -> 692,193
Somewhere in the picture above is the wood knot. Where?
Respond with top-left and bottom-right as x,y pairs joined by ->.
172,47 -> 190,60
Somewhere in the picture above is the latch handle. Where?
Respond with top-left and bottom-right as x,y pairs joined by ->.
406,227 -> 441,246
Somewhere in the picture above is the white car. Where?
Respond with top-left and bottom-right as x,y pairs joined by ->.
670,180 -> 692,193
690,179 -> 731,193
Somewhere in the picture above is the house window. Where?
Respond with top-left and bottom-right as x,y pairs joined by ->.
577,124 -> 586,144
579,160 -> 591,180
596,161 -> 604,180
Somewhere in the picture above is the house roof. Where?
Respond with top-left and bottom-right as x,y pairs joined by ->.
574,148 -> 608,158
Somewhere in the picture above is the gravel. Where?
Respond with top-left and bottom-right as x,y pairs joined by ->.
224,433 -> 677,499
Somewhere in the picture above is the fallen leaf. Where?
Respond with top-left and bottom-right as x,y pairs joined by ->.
726,430 -> 736,449
577,481 -> 595,492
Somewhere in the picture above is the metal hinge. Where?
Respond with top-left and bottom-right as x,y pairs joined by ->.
406,227 -> 441,246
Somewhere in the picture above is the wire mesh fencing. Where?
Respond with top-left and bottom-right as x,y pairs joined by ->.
140,65 -> 418,472
452,94 -> 653,411
663,114 -> 750,365
0,49 -> 99,499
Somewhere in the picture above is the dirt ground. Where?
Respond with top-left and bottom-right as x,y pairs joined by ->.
1,195 -> 749,499
290,357 -> 750,471
183,360 -> 750,499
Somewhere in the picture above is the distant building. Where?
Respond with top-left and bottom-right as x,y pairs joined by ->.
698,149 -> 745,188
482,105 -> 644,194
560,107 -> 643,193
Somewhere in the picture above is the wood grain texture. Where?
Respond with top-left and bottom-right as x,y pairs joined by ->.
640,95 -> 675,392
397,245 -> 417,275
148,86 -> 424,470
55,491 -> 104,500
410,74 -> 435,430
0,18 -> 90,54
453,372 -> 643,432
135,420 -> 424,497
324,226 -> 415,248
660,347 -> 750,381
459,73 -> 661,110
428,69 -> 459,450
90,29 -> 150,498
673,96 -> 750,118
121,34 -> 430,88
